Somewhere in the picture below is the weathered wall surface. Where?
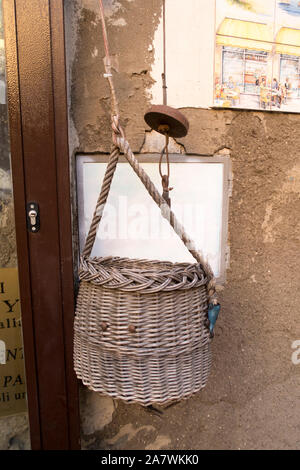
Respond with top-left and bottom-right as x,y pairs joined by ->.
67,0 -> 300,450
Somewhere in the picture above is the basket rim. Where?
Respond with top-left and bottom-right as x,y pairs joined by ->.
79,255 -> 209,293
82,254 -> 203,268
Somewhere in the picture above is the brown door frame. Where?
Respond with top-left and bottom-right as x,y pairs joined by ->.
3,0 -> 80,449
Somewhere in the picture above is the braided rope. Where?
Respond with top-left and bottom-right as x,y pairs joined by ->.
82,146 -> 119,258
115,134 -> 216,301
82,120 -> 217,302
81,0 -> 217,303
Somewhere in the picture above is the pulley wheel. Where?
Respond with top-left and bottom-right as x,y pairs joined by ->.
144,104 -> 189,138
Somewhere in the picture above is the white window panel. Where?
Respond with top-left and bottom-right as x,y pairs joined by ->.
76,154 -> 231,282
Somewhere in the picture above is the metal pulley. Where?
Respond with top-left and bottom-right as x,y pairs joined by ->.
144,104 -> 189,138
144,104 -> 189,207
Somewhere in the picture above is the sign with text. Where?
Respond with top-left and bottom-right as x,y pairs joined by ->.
0,268 -> 27,417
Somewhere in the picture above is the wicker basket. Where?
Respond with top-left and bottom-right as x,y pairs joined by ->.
74,257 -> 211,405
74,144 -> 217,406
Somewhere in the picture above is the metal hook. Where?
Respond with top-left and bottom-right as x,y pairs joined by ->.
159,132 -> 173,207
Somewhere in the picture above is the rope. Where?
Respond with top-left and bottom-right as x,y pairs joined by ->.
82,146 -> 119,258
83,130 -> 216,301
82,0 -> 217,303
98,0 -> 119,119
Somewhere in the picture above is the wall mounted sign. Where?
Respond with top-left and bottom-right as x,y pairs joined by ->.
215,0 -> 300,112
0,268 -> 27,417
150,0 -> 300,113
77,154 -> 231,282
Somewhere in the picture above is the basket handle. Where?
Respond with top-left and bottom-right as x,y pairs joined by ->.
82,0 -> 216,301
82,128 -> 216,299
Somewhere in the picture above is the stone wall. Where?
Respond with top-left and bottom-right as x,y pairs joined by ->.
66,0 -> 300,450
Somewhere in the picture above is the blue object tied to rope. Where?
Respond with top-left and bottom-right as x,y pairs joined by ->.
208,303 -> 221,338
